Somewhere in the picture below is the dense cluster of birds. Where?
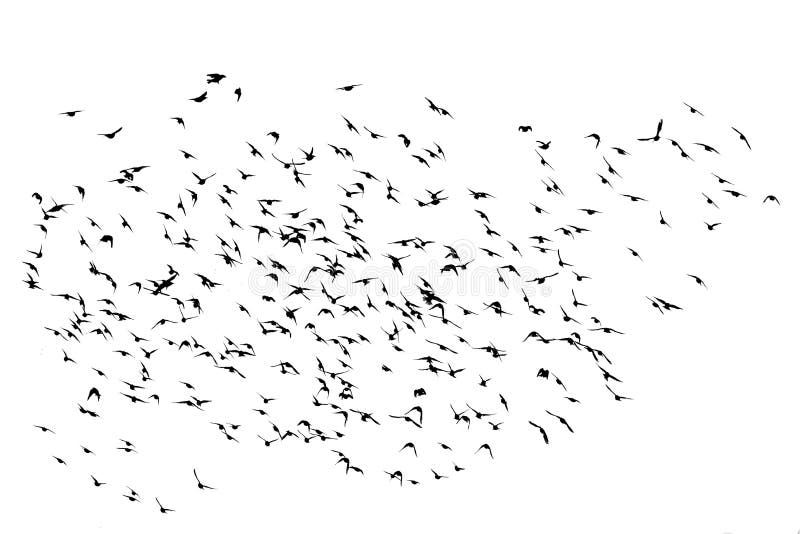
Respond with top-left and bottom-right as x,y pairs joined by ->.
23,73 -> 781,512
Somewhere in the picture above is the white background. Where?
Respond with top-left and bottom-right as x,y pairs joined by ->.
2,2 -> 800,533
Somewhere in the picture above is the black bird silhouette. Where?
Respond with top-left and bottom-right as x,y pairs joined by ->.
528,421 -> 549,444
193,468 -> 216,490
98,127 -> 123,139
683,102 -> 704,116
155,497 -> 174,514
731,126 -> 751,149
638,119 -> 663,141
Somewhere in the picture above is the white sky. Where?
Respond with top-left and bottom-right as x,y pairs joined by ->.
2,2 -> 800,533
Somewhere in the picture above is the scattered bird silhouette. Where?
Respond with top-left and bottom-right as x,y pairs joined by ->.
193,468 -> 216,490
98,127 -> 123,139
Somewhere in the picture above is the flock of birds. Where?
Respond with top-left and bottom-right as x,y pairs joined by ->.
23,73 -> 781,513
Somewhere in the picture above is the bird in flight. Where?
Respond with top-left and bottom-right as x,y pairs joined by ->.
98,127 -> 123,139
193,469 -> 216,490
